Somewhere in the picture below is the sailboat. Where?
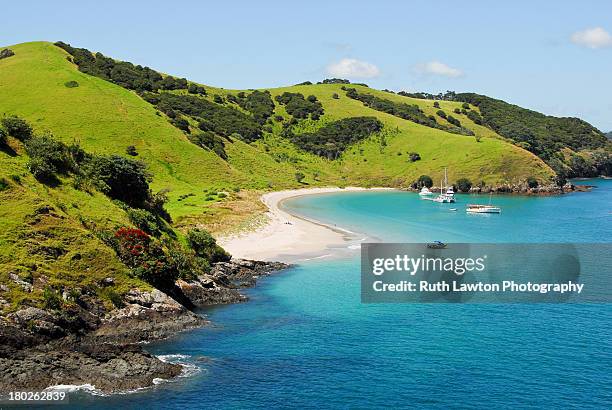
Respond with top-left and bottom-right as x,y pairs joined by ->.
432,168 -> 455,203
466,192 -> 501,213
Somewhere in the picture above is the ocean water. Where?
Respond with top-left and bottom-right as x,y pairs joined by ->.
67,180 -> 611,409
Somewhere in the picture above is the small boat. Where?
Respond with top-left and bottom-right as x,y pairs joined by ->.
466,204 -> 501,214
427,241 -> 447,249
449,208 -> 457,211
419,187 -> 434,196
466,193 -> 501,214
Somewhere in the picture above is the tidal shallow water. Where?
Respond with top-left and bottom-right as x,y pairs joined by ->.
67,179 -> 611,409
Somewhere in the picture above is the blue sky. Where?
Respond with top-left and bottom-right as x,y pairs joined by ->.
3,0 -> 612,130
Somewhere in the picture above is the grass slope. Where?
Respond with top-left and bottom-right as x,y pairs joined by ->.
1,41 -> 554,226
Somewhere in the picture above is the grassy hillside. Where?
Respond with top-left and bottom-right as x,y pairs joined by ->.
1,42 -> 556,231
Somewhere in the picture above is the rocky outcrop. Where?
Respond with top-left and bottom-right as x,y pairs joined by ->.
0,259 -> 288,393
178,259 -> 289,306
408,182 -> 594,195
92,289 -> 207,345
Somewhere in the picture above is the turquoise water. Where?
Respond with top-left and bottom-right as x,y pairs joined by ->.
70,180 -> 611,409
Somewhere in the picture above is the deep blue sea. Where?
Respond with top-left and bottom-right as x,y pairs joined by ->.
67,180 -> 611,409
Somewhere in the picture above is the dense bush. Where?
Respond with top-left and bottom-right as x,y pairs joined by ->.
455,178 -> 472,192
235,90 -> 275,124
171,117 -> 190,133
416,175 -> 433,188
466,110 -> 483,125
288,117 -> 382,159
1,116 -> 33,141
0,129 -> 5,146
188,132 -> 228,160
320,78 -> 350,84
332,93 -> 339,99
187,83 -> 207,95
433,101 -> 440,108
127,208 -> 164,236
126,145 -> 138,156
113,227 -> 178,290
64,80 -> 79,88
187,228 -> 231,264
408,152 -> 421,162
436,110 -> 447,119
455,92 -> 608,159
527,177 -> 539,188
25,134 -> 74,182
143,92 -> 262,142
275,92 -> 324,120
295,172 -> 305,183
86,154 -> 152,207
447,115 -> 461,127
55,42 -> 187,93
345,88 -> 471,136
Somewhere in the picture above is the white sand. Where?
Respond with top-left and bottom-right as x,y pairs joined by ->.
218,187 -> 392,262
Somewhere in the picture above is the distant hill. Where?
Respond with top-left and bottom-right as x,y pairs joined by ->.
606,132 -> 612,139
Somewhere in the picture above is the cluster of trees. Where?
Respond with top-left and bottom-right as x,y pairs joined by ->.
275,92 -> 324,120
457,93 -> 608,153
345,88 -> 474,136
287,116 -> 382,159
55,42 -> 188,93
143,92 -> 262,142
188,131 -> 228,160
398,90 -> 457,101
232,90 -> 275,124
0,48 -> 15,60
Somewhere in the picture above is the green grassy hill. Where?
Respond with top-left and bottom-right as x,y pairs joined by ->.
3,40 -> 604,314
1,42 -> 554,216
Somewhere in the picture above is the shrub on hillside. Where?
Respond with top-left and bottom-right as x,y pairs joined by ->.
113,227 -> 178,290
64,80 -> 79,88
143,92 -> 262,142
275,92 -> 324,119
447,115 -> 461,127
433,101 -> 440,108
86,155 -> 152,208
235,90 -> 275,124
527,177 -> 539,188
436,110 -> 447,119
416,175 -> 433,188
0,129 -> 6,146
25,134 -> 74,182
1,116 -> 33,141
126,145 -> 138,156
408,152 -> 421,162
127,208 -> 163,236
188,132 -> 228,160
187,228 -> 230,264
332,93 -> 339,99
288,117 -> 382,159
455,178 -> 472,192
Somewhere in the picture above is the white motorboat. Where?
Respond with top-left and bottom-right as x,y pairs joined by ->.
419,187 -> 434,196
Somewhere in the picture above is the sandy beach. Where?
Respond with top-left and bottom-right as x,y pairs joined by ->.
218,187 -> 392,262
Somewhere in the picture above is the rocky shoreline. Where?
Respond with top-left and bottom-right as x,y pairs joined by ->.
0,259 -> 288,394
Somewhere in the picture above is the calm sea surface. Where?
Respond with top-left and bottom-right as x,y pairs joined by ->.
67,179 -> 611,409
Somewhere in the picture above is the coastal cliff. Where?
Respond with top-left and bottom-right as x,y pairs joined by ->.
0,259 -> 288,394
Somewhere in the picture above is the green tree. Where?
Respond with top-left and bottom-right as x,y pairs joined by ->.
456,178 -> 472,192
417,175 -> 433,188
295,172 -> 305,183
1,116 -> 33,141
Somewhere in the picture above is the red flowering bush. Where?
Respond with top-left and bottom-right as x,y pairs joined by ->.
113,227 -> 178,290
